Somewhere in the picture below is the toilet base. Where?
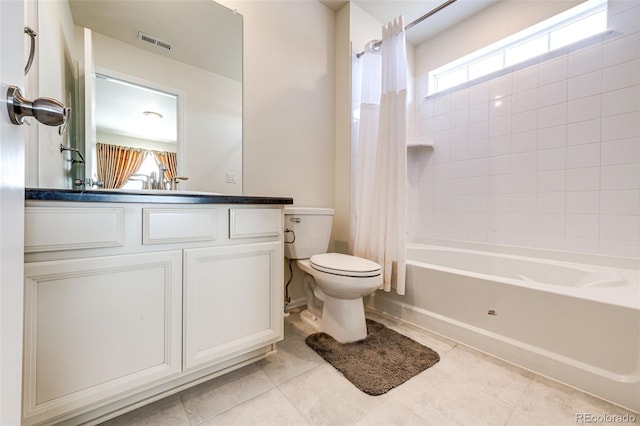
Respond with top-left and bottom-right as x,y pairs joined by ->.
321,296 -> 368,343
300,309 -> 322,332
301,298 -> 369,343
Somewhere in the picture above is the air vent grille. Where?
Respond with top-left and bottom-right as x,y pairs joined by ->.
137,32 -> 172,51
156,40 -> 172,50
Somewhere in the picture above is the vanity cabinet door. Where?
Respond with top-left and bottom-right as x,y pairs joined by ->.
22,251 -> 182,425
183,241 -> 284,370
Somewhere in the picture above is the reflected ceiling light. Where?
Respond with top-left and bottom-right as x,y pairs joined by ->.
143,111 -> 163,119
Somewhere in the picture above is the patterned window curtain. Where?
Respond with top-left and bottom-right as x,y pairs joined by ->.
96,143 -> 145,189
153,151 -> 177,181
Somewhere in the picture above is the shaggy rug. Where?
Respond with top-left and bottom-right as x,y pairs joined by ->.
305,319 -> 440,395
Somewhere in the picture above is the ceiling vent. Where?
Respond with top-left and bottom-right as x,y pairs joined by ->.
137,32 -> 172,51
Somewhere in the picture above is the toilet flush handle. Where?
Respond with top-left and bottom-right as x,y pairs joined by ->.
284,229 -> 296,244
285,217 -> 300,243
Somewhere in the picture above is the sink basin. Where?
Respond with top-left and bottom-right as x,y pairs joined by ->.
94,188 -> 223,196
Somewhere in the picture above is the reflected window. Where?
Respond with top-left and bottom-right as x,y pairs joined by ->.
121,152 -> 159,189
97,142 -> 176,189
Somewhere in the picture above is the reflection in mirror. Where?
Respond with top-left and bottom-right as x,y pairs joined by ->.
93,74 -> 179,190
29,0 -> 243,195
95,74 -> 178,147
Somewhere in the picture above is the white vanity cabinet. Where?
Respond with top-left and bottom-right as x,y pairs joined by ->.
23,251 -> 183,425
23,199 -> 286,426
183,241 -> 282,369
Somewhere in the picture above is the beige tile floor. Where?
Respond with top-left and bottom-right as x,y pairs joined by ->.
101,309 -> 639,426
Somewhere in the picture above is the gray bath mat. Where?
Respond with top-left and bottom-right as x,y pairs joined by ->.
305,319 -> 440,395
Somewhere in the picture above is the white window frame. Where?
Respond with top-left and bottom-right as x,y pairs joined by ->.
428,0 -> 608,95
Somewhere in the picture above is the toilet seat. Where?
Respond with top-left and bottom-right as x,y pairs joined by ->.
310,253 -> 381,278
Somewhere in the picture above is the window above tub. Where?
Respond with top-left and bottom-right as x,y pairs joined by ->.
427,0 -> 608,96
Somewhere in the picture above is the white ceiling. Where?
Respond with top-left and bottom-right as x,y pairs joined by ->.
69,0 -> 242,82
94,75 -> 178,143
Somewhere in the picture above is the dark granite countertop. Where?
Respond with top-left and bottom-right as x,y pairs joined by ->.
26,188 -> 293,205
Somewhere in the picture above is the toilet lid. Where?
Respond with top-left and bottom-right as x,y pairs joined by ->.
310,253 -> 381,277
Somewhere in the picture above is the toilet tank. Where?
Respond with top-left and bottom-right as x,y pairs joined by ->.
284,207 -> 334,259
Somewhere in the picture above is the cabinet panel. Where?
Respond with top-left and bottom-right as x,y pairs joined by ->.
229,208 -> 282,239
23,251 -> 182,424
143,208 -> 218,244
25,207 -> 124,252
183,241 -> 283,369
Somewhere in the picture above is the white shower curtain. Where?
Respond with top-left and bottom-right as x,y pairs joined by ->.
353,17 -> 408,295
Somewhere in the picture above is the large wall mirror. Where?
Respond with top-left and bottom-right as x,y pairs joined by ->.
29,0 -> 243,194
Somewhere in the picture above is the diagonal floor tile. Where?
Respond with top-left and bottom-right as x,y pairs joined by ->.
279,363 -> 388,426
99,393 -> 189,426
435,344 -> 533,407
391,363 -> 514,426
506,375 -> 639,426
97,309 -> 639,426
180,363 -> 274,425
199,388 -> 310,426
352,398 -> 429,426
257,328 -> 325,386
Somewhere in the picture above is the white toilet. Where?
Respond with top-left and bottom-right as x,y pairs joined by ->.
284,207 -> 382,343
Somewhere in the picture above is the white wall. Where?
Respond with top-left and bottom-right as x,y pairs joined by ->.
333,4 -> 351,254
218,0 -> 336,306
220,0 -> 336,205
32,0 -> 77,188
410,0 -> 640,258
349,3 -> 383,52
91,32 -> 242,194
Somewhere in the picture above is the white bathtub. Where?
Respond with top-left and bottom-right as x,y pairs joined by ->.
369,242 -> 640,413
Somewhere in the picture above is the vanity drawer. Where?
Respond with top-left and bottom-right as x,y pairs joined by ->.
143,208 -> 218,244
229,208 -> 282,239
25,207 -> 124,253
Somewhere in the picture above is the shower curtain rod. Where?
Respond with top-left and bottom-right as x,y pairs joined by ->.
356,0 -> 458,58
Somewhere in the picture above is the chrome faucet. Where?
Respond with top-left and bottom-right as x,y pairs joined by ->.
157,163 -> 168,190
130,174 -> 151,189
169,176 -> 189,190
148,164 -> 187,190
149,171 -> 157,189
149,164 -> 169,189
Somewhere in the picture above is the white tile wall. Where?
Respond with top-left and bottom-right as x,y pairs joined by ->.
408,0 -> 640,258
